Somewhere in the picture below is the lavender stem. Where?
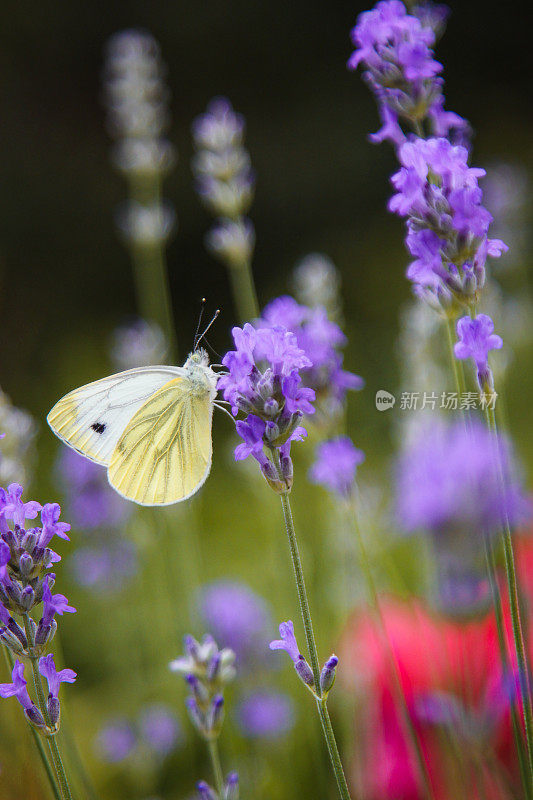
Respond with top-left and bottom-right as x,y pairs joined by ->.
271,448 -> 353,800
207,738 -> 225,796
23,614 -> 74,800
2,643 -> 62,800
484,405 -> 533,780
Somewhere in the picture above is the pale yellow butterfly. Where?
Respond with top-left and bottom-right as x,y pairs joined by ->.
47,349 -> 219,506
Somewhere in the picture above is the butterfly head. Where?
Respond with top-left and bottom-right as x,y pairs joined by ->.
186,347 -> 210,368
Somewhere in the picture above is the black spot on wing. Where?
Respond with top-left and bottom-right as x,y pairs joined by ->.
91,422 -> 106,434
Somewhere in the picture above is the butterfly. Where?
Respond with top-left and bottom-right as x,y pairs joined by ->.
47,348 -> 220,506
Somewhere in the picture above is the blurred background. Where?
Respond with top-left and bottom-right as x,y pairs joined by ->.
1,0 -> 533,798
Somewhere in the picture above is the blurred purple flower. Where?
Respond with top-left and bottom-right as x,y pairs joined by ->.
56,449 -> 131,530
139,704 -> 182,757
192,97 -> 245,152
309,437 -> 365,497
70,540 -> 138,594
395,418 -> 529,537
96,719 -> 137,763
199,580 -> 272,664
237,690 -> 295,739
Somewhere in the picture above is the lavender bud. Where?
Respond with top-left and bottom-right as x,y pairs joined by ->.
477,366 -> 495,395
184,634 -> 200,660
19,553 -> 34,577
207,652 -> 221,682
21,530 -> 38,553
280,455 -> 293,491
2,530 -> 16,552
35,620 -> 52,647
47,696 -> 61,727
462,271 -> 477,297
186,696 -> 206,735
263,398 -> 279,418
196,781 -> 218,800
260,459 -> 286,494
294,655 -> 315,688
186,673 -> 209,705
224,772 -> 239,800
264,421 -> 280,444
219,648 -> 237,684
206,694 -> 224,735
7,618 -> 28,649
319,655 -> 339,695
20,585 -> 35,611
0,628 -> 25,655
25,705 -> 45,729
5,582 -> 22,606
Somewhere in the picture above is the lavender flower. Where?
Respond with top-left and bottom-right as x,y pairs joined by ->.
237,690 -> 295,739
0,483 -> 76,703
388,137 -> 507,308
292,253 -> 341,315
0,659 -> 44,727
219,324 -> 314,492
39,654 -> 77,699
199,580 -> 273,665
260,296 -> 363,418
454,313 -> 503,391
39,654 -> 76,726
348,0 -> 469,147
309,437 -> 365,497
269,621 -> 314,688
197,773 -> 239,800
170,634 -> 235,740
103,30 -> 175,177
192,98 -> 254,222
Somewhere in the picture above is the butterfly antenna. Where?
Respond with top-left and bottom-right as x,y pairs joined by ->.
196,309 -> 220,350
201,337 -> 223,360
193,298 -> 207,351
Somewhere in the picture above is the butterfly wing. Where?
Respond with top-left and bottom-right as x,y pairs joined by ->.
47,366 -> 185,466
107,377 -> 214,506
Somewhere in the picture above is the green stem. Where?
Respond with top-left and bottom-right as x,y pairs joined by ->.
485,406 -> 533,780
207,738 -> 225,796
270,449 -> 353,800
23,615 -> 74,800
2,644 -> 62,800
349,494 -> 436,800
482,534 -> 531,798
444,315 -> 533,787
227,259 -> 260,323
444,315 -> 467,399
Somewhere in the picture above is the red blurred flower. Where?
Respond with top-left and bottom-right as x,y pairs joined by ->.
338,540 -> 533,800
